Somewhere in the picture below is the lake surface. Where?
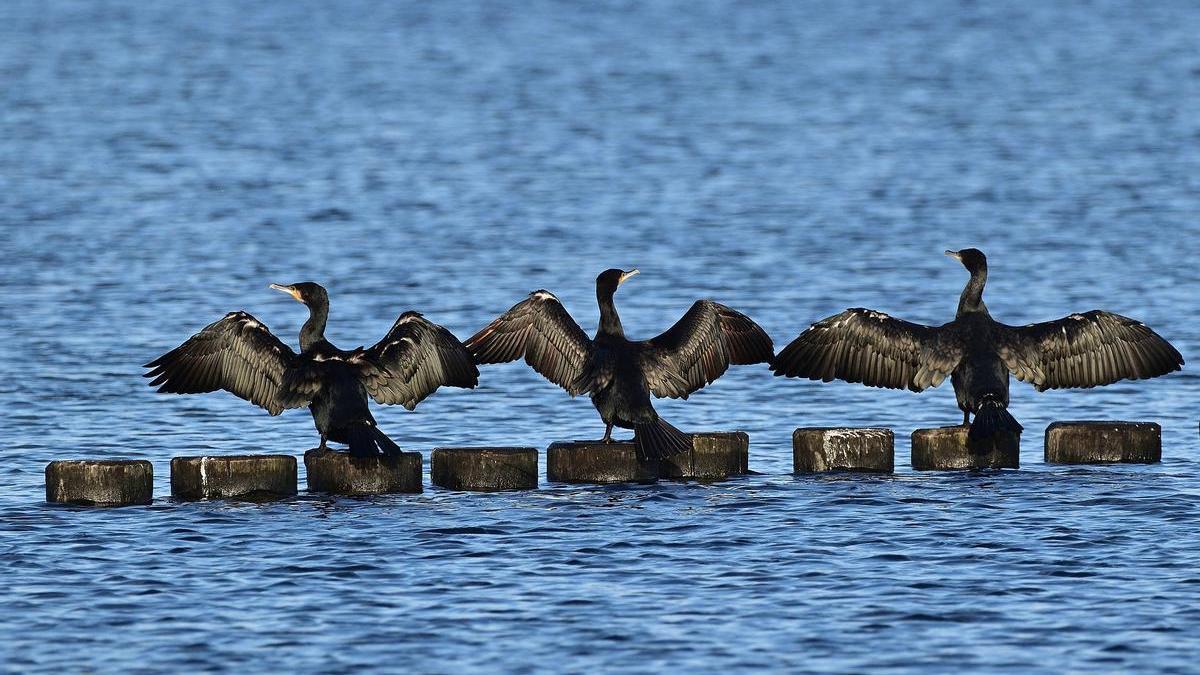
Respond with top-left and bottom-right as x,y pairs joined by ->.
2,0 -> 1199,672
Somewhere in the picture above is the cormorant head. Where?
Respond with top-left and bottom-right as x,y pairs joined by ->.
945,248 -> 987,273
270,281 -> 327,306
596,268 -> 639,296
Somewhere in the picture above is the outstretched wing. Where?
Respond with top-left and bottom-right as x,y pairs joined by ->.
998,310 -> 1183,391
770,308 -> 963,392
638,300 -> 774,399
358,312 -> 480,410
144,311 -> 307,415
464,290 -> 594,395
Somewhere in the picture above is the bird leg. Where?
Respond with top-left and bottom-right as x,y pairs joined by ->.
962,411 -> 970,426
318,434 -> 329,451
602,422 -> 614,444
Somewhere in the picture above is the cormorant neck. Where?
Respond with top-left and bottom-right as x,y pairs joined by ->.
957,265 -> 987,315
597,287 -> 624,337
299,298 -> 329,352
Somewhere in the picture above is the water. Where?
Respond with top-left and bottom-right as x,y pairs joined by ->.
2,0 -> 1199,671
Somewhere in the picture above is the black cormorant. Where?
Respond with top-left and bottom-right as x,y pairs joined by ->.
465,269 -> 774,460
770,249 -> 1183,439
145,282 -> 479,455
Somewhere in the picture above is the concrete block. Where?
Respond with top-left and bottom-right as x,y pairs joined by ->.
660,431 -> 750,481
431,447 -> 538,491
548,432 -> 750,484
45,460 -> 153,506
171,455 -> 296,500
304,449 -> 422,495
1044,421 -> 1161,464
793,427 -> 894,473
547,441 -> 657,484
911,425 -> 1019,471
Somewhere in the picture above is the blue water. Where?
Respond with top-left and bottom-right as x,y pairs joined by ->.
2,0 -> 1199,671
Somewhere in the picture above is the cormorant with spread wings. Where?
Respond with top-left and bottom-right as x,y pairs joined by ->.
466,269 -> 774,460
145,282 -> 478,456
771,249 -> 1183,439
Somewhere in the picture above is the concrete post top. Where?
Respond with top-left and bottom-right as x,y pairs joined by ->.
793,427 -> 894,437
433,447 -> 538,455
48,459 -> 151,468
1046,421 -> 1161,432
171,454 -> 296,464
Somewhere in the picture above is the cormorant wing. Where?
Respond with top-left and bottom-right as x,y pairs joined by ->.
144,311 -> 308,415
998,310 -> 1183,391
769,308 -> 963,392
358,312 -> 480,410
639,300 -> 775,399
464,290 -> 594,396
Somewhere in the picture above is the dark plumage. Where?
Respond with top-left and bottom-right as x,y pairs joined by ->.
466,269 -> 774,460
770,249 -> 1184,439
145,282 -> 479,455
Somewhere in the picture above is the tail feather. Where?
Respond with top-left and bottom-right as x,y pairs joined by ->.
346,423 -> 403,456
634,418 -> 692,461
969,398 -> 1023,440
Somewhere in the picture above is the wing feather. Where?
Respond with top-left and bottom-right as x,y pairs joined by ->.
464,291 -> 594,395
358,312 -> 480,410
999,311 -> 1183,391
143,311 -> 303,414
639,300 -> 774,399
770,308 -> 963,392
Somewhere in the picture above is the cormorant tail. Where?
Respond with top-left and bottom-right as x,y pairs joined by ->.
346,423 -> 403,456
633,418 -> 692,461
969,397 -> 1023,440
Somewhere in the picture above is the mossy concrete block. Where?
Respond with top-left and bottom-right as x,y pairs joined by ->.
911,426 -> 1019,471
171,455 -> 296,500
659,431 -> 750,481
304,449 -> 422,495
431,447 -> 537,491
793,427 -> 894,473
1044,421 -> 1162,464
547,441 -> 658,484
46,460 -> 153,506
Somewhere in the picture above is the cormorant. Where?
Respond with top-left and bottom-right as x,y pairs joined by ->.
770,249 -> 1183,439
465,269 -> 774,460
145,282 -> 479,455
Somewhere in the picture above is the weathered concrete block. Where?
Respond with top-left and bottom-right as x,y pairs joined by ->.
548,432 -> 750,484
660,432 -> 750,481
46,460 -> 153,506
547,441 -> 657,484
431,447 -> 538,491
1044,421 -> 1161,464
911,426 -> 1019,471
171,455 -> 296,500
304,449 -> 422,495
793,427 -> 894,473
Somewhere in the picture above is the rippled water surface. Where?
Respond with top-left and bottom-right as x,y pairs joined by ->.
3,1 -> 1199,672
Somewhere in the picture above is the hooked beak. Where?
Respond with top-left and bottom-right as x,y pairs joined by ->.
944,250 -> 961,260
618,269 -> 640,286
270,283 -> 303,302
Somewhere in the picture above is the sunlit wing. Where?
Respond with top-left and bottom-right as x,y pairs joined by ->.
464,290 -> 594,395
144,311 -> 310,414
770,308 -> 963,392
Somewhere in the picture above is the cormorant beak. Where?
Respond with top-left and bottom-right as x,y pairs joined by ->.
270,283 -> 303,303
945,250 -> 961,261
618,269 -> 640,286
